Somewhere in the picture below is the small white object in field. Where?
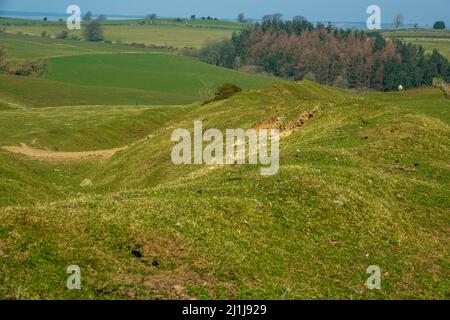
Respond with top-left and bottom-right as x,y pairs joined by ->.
398,85 -> 404,91
79,178 -> 93,187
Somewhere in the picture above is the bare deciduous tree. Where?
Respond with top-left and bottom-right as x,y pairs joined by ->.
393,14 -> 404,30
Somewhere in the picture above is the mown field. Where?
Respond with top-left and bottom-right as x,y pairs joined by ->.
0,20 -> 449,300
381,29 -> 450,59
0,55 -> 275,107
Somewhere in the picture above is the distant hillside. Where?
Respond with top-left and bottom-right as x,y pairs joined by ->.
0,32 -> 276,107
0,16 -> 246,48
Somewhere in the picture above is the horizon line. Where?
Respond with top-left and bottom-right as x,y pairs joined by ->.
0,10 -> 433,26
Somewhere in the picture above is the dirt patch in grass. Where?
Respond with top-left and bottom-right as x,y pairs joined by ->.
142,265 -> 215,299
1,143 -> 128,162
255,105 -> 322,137
129,232 -> 236,299
389,164 -> 418,173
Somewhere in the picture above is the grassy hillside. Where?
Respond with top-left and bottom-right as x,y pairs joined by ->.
0,74 -> 199,107
0,38 -> 276,107
0,82 -> 448,299
0,56 -> 275,107
363,87 -> 450,124
0,104 -> 188,207
0,105 -> 188,151
42,53 -> 275,100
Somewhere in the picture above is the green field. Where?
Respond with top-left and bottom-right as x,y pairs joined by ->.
0,33 -> 276,107
0,54 -> 275,107
382,29 -> 450,39
363,87 -> 450,124
0,81 -> 449,299
0,105 -> 188,151
42,53 -> 275,100
0,31 -> 156,60
3,25 -> 233,48
0,73 -> 201,107
381,28 -> 450,59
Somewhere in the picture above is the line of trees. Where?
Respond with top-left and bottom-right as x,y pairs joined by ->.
197,17 -> 450,91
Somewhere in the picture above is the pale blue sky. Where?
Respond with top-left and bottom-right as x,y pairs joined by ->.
0,0 -> 449,25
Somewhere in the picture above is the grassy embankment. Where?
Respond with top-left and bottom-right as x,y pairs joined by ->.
0,81 -> 448,299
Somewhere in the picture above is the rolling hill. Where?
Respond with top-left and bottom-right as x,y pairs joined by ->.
0,19 -> 448,300
0,81 -> 448,299
42,53 -> 276,103
0,33 -> 276,107
0,17 -> 246,49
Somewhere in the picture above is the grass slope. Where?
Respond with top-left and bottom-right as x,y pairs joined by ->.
0,82 -> 448,299
0,104 -> 188,207
0,105 -> 188,151
42,53 -> 275,100
0,74 -> 199,107
0,33 -> 276,107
